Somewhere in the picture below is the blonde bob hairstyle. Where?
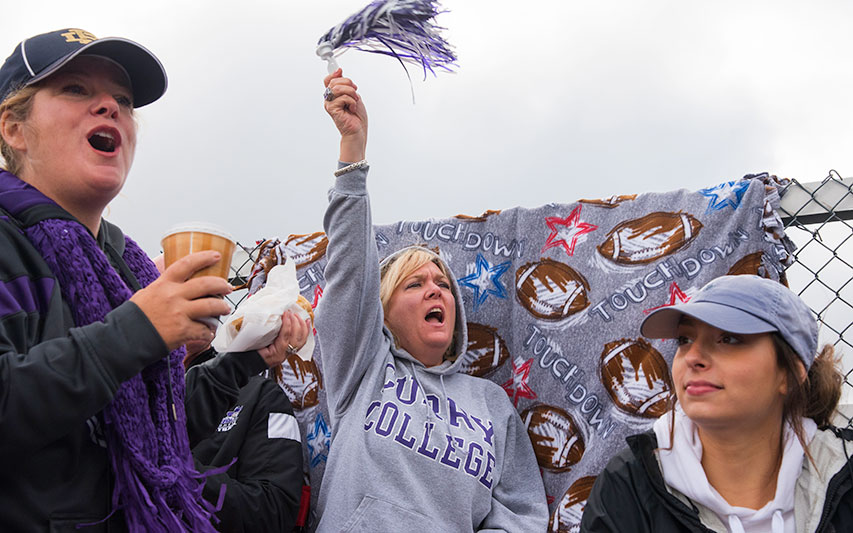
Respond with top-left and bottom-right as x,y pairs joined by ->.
379,247 -> 458,360
0,84 -> 40,177
379,247 -> 454,315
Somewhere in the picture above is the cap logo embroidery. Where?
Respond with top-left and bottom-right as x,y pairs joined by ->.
60,29 -> 98,45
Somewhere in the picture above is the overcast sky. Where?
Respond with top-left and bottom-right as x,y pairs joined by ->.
3,0 -> 852,256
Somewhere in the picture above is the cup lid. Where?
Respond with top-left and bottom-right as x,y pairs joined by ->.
161,222 -> 235,243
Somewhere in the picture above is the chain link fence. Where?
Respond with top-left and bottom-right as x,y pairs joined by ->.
777,171 -> 853,426
225,172 -> 853,426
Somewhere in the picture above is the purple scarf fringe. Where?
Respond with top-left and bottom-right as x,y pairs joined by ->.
26,218 -> 217,532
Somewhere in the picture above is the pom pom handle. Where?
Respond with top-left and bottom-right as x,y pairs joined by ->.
316,42 -> 340,74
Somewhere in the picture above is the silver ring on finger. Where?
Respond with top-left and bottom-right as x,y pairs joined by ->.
287,343 -> 296,353
323,86 -> 334,101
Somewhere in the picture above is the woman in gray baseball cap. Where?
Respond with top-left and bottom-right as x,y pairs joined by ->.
0,29 -> 234,531
581,274 -> 852,532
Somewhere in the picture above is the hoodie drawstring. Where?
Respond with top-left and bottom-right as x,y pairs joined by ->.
407,361 -> 463,455
728,509 -> 785,533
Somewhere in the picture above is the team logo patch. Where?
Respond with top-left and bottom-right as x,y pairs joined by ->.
217,405 -> 243,432
61,29 -> 97,45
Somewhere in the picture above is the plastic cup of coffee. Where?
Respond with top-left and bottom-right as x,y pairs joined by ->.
161,223 -> 236,329
161,222 -> 236,280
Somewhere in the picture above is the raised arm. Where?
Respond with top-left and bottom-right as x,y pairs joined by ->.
323,68 -> 367,164
315,70 -> 388,420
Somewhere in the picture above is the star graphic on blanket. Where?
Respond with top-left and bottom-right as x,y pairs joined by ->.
306,412 -> 331,468
644,282 -> 691,314
502,356 -> 537,407
309,285 -> 323,334
700,180 -> 750,212
312,285 -> 323,308
457,254 -> 511,312
540,205 -> 598,256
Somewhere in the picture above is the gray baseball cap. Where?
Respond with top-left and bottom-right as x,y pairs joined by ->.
641,275 -> 818,368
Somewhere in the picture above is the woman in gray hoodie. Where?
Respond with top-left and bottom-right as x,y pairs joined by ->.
313,70 -> 549,532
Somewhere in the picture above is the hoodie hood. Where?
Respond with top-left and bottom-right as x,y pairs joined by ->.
379,245 -> 468,376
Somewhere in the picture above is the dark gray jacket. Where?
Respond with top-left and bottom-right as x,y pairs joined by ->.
581,427 -> 853,532
0,171 -> 169,531
186,349 -> 303,532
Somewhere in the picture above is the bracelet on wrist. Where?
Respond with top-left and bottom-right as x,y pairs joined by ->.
334,159 -> 368,177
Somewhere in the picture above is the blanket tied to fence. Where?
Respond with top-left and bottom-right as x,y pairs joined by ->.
256,173 -> 794,529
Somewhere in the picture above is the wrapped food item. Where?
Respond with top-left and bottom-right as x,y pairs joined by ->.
212,258 -> 315,360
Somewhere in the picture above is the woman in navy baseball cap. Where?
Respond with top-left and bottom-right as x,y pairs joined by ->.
582,275 -> 852,532
0,29 -> 234,531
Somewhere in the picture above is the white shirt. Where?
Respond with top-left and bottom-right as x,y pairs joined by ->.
653,409 -> 817,533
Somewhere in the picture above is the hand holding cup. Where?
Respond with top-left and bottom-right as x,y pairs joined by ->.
131,250 -> 233,351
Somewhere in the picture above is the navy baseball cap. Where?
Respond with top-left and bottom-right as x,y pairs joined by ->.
0,28 -> 167,108
641,275 -> 818,368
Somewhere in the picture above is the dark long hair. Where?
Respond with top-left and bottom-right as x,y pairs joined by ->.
773,333 -> 842,462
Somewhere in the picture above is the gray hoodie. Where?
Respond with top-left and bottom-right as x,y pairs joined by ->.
314,166 -> 549,532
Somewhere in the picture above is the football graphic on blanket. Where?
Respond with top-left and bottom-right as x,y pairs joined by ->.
459,322 -> 510,377
521,404 -> 585,472
597,212 -> 702,265
578,194 -> 637,209
599,338 -> 671,418
515,259 -> 591,320
727,251 -> 769,278
277,353 -> 323,410
283,232 -> 329,268
453,209 -> 502,222
549,475 -> 597,533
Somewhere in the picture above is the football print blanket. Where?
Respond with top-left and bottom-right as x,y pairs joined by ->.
262,173 -> 794,530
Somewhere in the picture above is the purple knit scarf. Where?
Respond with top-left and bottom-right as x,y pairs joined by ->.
23,217 -> 217,531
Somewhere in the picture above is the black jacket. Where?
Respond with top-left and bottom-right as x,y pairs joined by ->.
0,179 -> 170,531
186,349 -> 303,532
580,428 -> 853,532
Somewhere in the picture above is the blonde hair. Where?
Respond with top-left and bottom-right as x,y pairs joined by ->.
0,85 -> 40,176
379,248 -> 452,314
379,248 -> 458,359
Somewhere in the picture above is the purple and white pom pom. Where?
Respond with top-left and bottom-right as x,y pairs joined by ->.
316,0 -> 456,78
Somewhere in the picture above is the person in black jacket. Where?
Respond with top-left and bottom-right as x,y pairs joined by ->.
581,275 -> 853,533
0,28 -> 298,531
184,341 -> 306,533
